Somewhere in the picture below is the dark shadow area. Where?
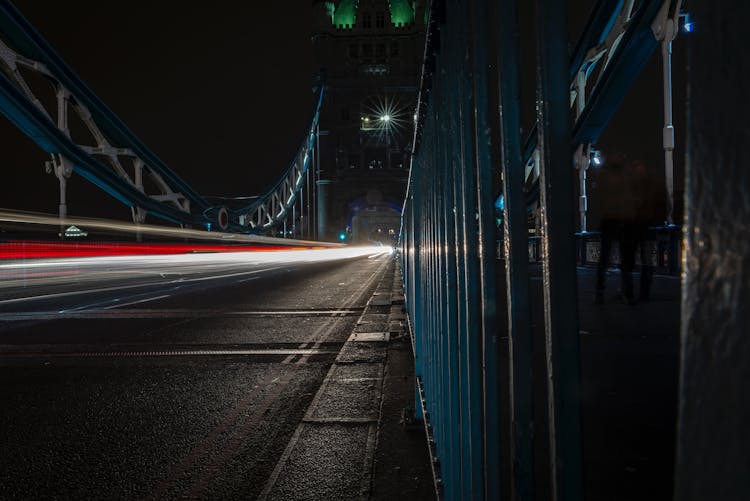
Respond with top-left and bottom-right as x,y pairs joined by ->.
526,263 -> 680,500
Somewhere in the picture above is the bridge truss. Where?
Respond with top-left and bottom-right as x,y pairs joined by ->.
0,0 -> 323,236
519,0 -> 686,228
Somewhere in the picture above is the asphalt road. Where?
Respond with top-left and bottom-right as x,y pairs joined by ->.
0,249 -> 393,499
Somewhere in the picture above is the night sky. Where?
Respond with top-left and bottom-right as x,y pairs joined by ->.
2,1 -> 317,219
0,1 -> 686,222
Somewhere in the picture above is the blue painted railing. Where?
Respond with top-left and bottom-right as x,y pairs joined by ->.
401,0 -> 674,500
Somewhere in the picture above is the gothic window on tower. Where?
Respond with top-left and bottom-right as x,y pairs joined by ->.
349,44 -> 359,59
390,41 -> 399,57
362,12 -> 372,29
342,107 -> 350,121
376,11 -> 385,28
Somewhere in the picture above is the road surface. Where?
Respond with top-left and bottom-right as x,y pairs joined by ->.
0,248 -> 393,499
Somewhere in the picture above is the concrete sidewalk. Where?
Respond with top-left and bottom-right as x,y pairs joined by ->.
259,259 -> 434,500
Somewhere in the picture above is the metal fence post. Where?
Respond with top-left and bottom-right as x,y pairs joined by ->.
439,61 -> 462,498
453,3 -> 486,497
470,0 -> 504,498
535,1 -> 583,500
495,0 -> 534,499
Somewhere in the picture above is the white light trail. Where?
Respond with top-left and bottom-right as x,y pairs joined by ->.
0,209 -> 340,247
0,246 -> 394,299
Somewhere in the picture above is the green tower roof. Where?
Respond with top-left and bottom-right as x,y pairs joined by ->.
388,0 -> 415,26
325,0 -> 416,28
332,0 -> 358,28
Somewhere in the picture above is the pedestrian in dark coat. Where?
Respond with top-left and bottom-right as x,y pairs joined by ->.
595,156 -> 665,304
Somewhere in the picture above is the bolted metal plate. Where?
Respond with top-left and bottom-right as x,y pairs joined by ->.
347,332 -> 390,343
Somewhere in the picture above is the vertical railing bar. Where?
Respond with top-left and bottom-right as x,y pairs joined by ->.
495,0 -> 535,499
410,182 -> 424,421
442,12 -> 467,498
455,2 -> 486,496
535,1 -> 584,500
451,85 -> 469,501
471,0 -> 504,498
432,97 -> 446,495
433,69 -> 445,498
428,128 -> 439,480
450,9 -> 469,498
441,74 -> 461,499
439,115 -> 449,497
434,140 -> 445,494
427,104 -> 436,490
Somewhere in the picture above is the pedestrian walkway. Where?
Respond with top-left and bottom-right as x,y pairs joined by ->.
260,260 -> 434,500
527,264 -> 681,500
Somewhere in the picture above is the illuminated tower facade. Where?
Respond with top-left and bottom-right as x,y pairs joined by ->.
312,0 -> 425,243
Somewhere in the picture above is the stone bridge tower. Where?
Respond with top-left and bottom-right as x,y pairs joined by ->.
312,0 -> 425,243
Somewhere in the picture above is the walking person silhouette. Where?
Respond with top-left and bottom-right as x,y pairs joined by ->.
595,156 -> 664,304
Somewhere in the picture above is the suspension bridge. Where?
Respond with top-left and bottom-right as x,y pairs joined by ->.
0,0 -> 747,500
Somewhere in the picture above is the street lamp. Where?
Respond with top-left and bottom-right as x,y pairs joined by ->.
590,149 -> 603,167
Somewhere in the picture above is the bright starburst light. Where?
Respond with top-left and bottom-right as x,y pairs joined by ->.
360,96 -> 408,145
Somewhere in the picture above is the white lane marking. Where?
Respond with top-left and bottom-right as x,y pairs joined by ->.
102,295 -> 171,310
238,276 -> 260,283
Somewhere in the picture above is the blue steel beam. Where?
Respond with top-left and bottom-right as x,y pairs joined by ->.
0,69 -> 206,225
573,0 -> 664,145
569,0 -> 625,82
0,0 -> 323,234
0,0 -> 209,213
513,0 -> 665,204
